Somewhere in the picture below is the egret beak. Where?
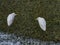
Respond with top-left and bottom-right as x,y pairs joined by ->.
35,18 -> 38,20
16,14 -> 17,15
15,14 -> 17,16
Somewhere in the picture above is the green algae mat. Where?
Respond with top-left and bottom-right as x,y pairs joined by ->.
0,0 -> 60,42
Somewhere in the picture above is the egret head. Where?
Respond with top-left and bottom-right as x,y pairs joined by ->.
36,17 -> 42,20
12,13 -> 17,16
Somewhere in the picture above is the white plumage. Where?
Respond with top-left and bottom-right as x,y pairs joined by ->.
36,17 -> 46,31
7,13 -> 16,26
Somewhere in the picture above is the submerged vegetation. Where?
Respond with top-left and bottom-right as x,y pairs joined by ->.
0,0 -> 60,41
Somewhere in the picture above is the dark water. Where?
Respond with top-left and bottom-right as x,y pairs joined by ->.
0,32 -> 59,45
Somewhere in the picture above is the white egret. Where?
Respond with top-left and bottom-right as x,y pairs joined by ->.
36,17 -> 46,31
7,13 -> 16,26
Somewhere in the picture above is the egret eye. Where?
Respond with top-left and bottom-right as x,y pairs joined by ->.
7,13 -> 16,26
36,17 -> 46,31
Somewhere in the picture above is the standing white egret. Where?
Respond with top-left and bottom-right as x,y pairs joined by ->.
7,13 -> 16,26
36,17 -> 46,31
